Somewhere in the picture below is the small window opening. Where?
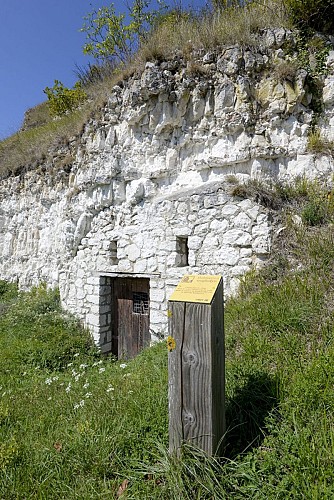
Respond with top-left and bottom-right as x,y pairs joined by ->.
110,240 -> 119,265
133,292 -> 149,314
176,237 -> 189,267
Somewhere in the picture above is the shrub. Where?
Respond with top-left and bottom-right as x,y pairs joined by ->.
43,80 -> 87,118
0,280 -> 18,302
301,199 -> 327,226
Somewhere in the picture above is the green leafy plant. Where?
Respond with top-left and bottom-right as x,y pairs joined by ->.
43,80 -> 87,118
301,199 -> 327,226
80,0 -> 165,63
0,280 -> 18,301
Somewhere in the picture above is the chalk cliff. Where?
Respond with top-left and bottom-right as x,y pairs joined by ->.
1,29 -> 334,348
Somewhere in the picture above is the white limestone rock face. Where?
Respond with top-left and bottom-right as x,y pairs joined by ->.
1,30 -> 334,343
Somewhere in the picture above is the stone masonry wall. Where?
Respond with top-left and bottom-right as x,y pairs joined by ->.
1,30 -> 334,348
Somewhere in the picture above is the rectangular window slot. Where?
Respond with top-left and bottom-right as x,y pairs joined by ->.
110,240 -> 119,265
176,237 -> 189,267
133,292 -> 149,315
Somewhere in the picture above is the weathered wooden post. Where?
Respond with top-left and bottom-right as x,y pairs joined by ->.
168,275 -> 225,456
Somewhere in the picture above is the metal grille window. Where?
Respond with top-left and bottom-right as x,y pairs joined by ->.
133,292 -> 149,314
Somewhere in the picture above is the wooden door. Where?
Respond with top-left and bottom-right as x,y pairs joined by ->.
112,278 -> 150,359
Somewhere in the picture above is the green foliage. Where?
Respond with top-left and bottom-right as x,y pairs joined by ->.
299,181 -> 334,226
81,0 -> 165,63
307,128 -> 334,156
283,0 -> 334,33
0,280 -> 18,302
43,80 -> 87,118
0,284 -> 96,372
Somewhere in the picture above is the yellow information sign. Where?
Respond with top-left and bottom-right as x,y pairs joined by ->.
169,275 -> 222,304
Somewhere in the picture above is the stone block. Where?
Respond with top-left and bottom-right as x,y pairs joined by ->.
100,285 -> 111,296
253,236 -> 270,254
221,204 -> 240,218
147,257 -> 158,271
150,309 -> 167,325
87,276 -> 100,286
100,342 -> 112,353
210,219 -> 229,232
134,259 -> 147,273
188,236 -> 202,250
150,288 -> 165,302
77,288 -> 86,300
233,213 -> 252,230
223,229 -> 252,246
86,313 -> 100,327
218,246 -> 240,266
118,259 -> 132,272
127,244 -> 141,262
87,294 -> 100,305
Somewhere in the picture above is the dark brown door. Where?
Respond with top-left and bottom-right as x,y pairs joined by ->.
111,278 -> 150,359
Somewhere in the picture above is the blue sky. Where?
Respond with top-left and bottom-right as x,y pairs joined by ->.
0,0 -> 206,140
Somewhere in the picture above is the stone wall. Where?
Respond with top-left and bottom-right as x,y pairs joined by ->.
1,30 -> 334,348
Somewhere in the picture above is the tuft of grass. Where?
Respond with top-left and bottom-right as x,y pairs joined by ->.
307,128 -> 334,156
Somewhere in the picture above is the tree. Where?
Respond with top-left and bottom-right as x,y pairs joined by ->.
80,1 -> 166,63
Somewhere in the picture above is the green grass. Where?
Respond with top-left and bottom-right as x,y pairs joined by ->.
2,186 -> 334,497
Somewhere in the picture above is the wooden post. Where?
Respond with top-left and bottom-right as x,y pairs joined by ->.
168,276 -> 225,456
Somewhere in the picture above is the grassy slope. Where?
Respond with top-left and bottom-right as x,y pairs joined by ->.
1,184 -> 334,498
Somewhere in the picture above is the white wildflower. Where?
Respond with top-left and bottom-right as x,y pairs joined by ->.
99,367 -> 106,373
52,376 -> 59,382
48,396 -> 52,401
74,399 -> 85,410
65,383 -> 71,393
79,364 -> 88,370
74,353 -> 80,358
92,360 -> 103,367
85,392 -> 92,398
106,385 -> 114,393
83,382 -> 89,389
120,363 -> 127,369
45,378 -> 52,385
67,362 -> 73,367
